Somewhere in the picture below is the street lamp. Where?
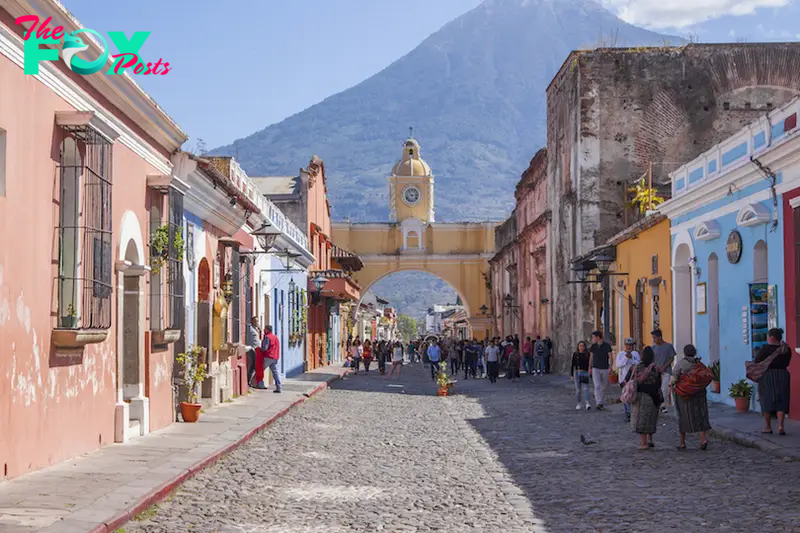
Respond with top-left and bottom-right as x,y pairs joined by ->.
312,274 -> 328,293
503,294 -> 513,308
479,304 -> 488,315
251,222 -> 281,251
592,253 -> 614,273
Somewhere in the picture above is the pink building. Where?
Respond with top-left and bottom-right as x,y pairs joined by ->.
0,2 -> 186,478
515,149 -> 550,341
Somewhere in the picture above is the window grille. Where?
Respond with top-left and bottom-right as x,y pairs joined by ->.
231,247 -> 240,343
167,188 -> 185,330
57,126 -> 113,329
149,193 -> 163,330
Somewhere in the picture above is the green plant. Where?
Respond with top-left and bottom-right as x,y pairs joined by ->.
436,368 -> 450,389
728,379 -> 753,398
628,178 -> 665,213
65,304 -> 77,317
149,226 -> 184,274
710,360 -> 720,381
176,345 -> 206,403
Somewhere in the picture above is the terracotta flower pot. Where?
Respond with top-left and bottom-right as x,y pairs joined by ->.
711,381 -> 720,394
734,397 -> 750,412
437,388 -> 448,397
180,401 -> 202,423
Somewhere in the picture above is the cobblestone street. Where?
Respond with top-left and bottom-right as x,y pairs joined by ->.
126,364 -> 800,533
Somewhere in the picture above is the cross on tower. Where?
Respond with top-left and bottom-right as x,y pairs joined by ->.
409,126 -> 413,138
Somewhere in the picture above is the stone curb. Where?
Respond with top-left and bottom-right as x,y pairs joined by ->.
90,369 -> 349,533
659,408 -> 800,462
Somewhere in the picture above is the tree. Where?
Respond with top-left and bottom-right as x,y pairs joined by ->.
397,315 -> 418,342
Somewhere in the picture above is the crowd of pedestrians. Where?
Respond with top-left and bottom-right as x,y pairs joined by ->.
569,326 -> 795,451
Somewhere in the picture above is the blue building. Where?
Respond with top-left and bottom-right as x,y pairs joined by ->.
661,97 -> 800,409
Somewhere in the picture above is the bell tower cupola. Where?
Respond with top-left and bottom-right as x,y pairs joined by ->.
388,132 -> 434,223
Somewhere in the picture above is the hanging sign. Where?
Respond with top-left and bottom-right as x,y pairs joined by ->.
726,230 -> 742,264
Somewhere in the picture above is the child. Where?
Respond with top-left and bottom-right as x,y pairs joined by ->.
344,354 -> 353,368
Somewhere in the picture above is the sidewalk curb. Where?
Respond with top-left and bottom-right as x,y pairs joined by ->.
659,409 -> 800,462
93,369 -> 349,533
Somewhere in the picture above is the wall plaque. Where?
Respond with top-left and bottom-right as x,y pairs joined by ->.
726,230 -> 742,264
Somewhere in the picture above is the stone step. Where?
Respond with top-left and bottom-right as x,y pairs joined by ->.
128,419 -> 141,437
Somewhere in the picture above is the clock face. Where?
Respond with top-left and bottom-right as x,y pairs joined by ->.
403,186 -> 421,205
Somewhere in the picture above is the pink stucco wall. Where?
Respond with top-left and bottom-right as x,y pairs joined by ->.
515,149 -> 550,342
0,20 -> 176,478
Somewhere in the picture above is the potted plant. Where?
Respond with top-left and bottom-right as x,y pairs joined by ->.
436,368 -> 450,396
609,368 -> 619,385
710,360 -> 721,393
61,304 -> 78,328
176,345 -> 206,423
729,378 -> 754,412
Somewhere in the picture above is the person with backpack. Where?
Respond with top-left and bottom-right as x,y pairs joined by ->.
670,344 -> 711,451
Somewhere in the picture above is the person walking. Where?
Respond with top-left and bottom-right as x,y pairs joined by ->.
671,344 -> 711,450
477,340 -> 486,378
486,340 -> 500,383
616,338 -> 641,422
449,342 -> 459,376
427,341 -> 442,380
523,336 -> 534,375
506,345 -> 521,380
754,328 -> 793,435
388,341 -> 404,379
408,341 -> 417,363
544,337 -> 553,374
246,316 -> 262,387
362,340 -> 374,373
625,346 -> 662,449
350,339 -> 363,375
652,329 -> 677,414
255,325 -> 282,393
570,341 -> 591,410
533,336 -> 545,375
589,330 -> 612,410
463,340 -> 477,379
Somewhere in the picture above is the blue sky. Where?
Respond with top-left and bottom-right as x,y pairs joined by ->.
60,0 -> 798,149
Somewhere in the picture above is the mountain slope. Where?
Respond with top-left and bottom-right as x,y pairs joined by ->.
212,0 -> 680,222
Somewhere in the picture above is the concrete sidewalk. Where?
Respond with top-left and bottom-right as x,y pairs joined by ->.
0,366 -> 349,533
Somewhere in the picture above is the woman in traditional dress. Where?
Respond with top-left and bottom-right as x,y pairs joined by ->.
625,346 -> 662,450
755,328 -> 792,435
670,344 -> 711,451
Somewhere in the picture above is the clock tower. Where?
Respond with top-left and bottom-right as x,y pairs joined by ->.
388,136 -> 434,224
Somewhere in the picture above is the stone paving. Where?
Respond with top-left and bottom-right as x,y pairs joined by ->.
124,364 -> 800,533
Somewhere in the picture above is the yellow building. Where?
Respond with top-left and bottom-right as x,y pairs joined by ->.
607,214 -> 673,352
332,136 -> 497,338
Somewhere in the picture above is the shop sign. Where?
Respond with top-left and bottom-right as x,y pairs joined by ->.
726,230 -> 742,264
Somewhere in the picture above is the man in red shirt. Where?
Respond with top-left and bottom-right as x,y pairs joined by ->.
256,325 -> 282,393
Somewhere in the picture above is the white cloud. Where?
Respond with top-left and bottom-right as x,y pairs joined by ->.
601,0 -> 791,29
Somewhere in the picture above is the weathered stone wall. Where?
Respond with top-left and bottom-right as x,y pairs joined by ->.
547,43 -> 800,372
515,149 -> 550,343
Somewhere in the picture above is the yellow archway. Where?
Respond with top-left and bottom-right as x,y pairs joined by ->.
332,136 -> 498,338
331,221 -> 496,338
